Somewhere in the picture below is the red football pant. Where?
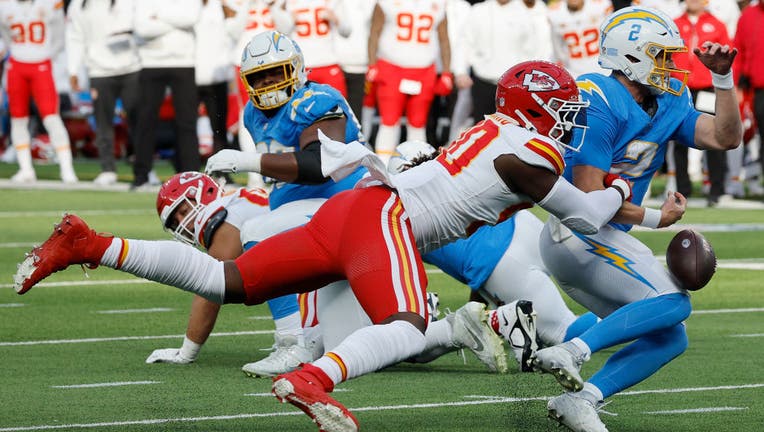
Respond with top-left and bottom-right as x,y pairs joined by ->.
307,64 -> 348,97
6,58 -> 60,118
374,59 -> 436,128
236,186 -> 428,324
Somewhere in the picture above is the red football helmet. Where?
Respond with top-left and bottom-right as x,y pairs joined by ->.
156,172 -> 222,245
495,60 -> 588,150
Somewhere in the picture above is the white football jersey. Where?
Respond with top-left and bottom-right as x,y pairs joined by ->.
193,187 -> 270,248
547,0 -> 612,79
0,0 -> 64,63
230,0 -> 276,66
284,0 -> 343,68
376,0 -> 446,68
392,113 -> 566,253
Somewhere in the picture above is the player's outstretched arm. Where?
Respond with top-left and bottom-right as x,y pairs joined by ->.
493,155 -> 626,234
693,42 -> 742,151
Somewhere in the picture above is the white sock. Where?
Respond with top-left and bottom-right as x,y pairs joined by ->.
361,106 -> 375,138
11,117 -> 33,172
375,124 -> 401,165
408,318 -> 456,363
406,125 -> 426,143
312,320 -> 425,384
274,311 -> 304,345
101,238 -> 227,304
569,337 -> 592,359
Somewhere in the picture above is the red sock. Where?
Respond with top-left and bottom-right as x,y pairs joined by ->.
299,363 -> 335,392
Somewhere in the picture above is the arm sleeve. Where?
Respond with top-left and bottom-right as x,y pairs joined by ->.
48,1 -> 66,55
332,0 -> 352,37
536,177 -> 623,235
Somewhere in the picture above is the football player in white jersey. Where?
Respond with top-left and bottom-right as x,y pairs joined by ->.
278,0 -> 351,96
0,0 -> 77,183
367,0 -> 452,164
547,0 -> 612,78
16,60 -> 632,431
143,171 -> 319,376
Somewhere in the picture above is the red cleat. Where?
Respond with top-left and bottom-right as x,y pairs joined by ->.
272,369 -> 359,432
14,214 -> 112,295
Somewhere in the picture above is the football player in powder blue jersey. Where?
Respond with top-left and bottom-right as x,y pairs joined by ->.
532,7 -> 742,431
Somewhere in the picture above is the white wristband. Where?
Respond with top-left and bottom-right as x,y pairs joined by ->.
241,152 -> 263,173
179,336 -> 202,361
711,71 -> 734,90
640,207 -> 662,229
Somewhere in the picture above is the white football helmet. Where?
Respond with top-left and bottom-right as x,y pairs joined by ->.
240,31 -> 307,110
599,6 -> 688,95
387,140 -> 438,174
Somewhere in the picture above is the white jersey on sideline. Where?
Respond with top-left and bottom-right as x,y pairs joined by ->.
283,0 -> 349,68
376,0 -> 446,68
548,0 -> 612,78
0,0 -> 64,63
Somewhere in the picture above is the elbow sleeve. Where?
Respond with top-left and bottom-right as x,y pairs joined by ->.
537,177 -> 623,235
295,141 -> 331,184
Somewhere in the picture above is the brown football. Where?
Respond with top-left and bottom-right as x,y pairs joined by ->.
666,229 -> 717,291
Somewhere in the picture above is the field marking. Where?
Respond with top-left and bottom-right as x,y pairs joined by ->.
693,308 -> 764,314
0,383 -> 760,431
632,223 -> 764,232
732,333 -> 764,337
51,381 -> 161,389
0,209 -> 153,218
0,331 -> 274,347
95,308 -> 174,315
0,303 -> 24,308
0,279 -> 155,289
645,407 -> 748,415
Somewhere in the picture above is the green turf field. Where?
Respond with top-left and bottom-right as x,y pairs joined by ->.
1,173 -> 763,431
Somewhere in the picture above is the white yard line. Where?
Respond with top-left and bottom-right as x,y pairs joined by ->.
51,381 -> 160,389
0,279 -> 155,289
95,308 -> 174,314
0,383 -> 759,431
693,308 -> 764,314
0,209 -> 153,218
0,303 -> 24,308
645,407 -> 748,414
0,331 -> 274,347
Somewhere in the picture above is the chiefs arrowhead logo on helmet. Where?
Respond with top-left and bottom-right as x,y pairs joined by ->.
523,70 -> 561,92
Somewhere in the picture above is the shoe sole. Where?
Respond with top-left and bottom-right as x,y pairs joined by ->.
272,378 -> 359,432
533,358 -> 584,392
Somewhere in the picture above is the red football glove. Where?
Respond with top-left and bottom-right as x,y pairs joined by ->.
434,72 -> 454,96
365,64 -> 379,83
604,173 -> 632,202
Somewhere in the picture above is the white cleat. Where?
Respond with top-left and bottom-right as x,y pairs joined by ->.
61,169 -> 79,184
548,392 -> 609,432
11,169 -> 36,183
93,171 -> 118,186
449,301 -> 508,373
242,334 -> 313,377
532,341 -> 588,392
495,300 -> 538,372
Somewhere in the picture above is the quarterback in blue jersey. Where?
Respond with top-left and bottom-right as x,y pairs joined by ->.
532,6 -> 742,431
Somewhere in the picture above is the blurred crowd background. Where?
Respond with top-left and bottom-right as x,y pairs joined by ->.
0,0 -> 761,204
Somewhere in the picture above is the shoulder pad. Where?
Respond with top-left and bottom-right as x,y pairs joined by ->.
201,208 -> 229,249
516,136 -> 566,175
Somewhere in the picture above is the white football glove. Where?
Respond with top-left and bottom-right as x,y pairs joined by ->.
205,149 -> 262,174
145,348 -> 195,364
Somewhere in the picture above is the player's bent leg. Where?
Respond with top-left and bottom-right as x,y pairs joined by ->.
589,323 -> 688,398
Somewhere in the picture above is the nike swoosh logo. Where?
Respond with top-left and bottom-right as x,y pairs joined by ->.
464,325 -> 485,352
502,313 -> 510,328
304,101 -> 316,113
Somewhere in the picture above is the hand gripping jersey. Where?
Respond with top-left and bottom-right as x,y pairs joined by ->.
376,0 -> 446,68
0,0 -> 64,62
567,73 -> 701,231
392,113 -> 566,253
547,0 -> 612,78
242,81 -> 366,209
192,187 -> 270,249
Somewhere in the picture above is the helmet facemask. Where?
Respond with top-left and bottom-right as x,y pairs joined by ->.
242,62 -> 299,110
159,188 -> 207,246
640,43 -> 689,95
512,93 -> 589,151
